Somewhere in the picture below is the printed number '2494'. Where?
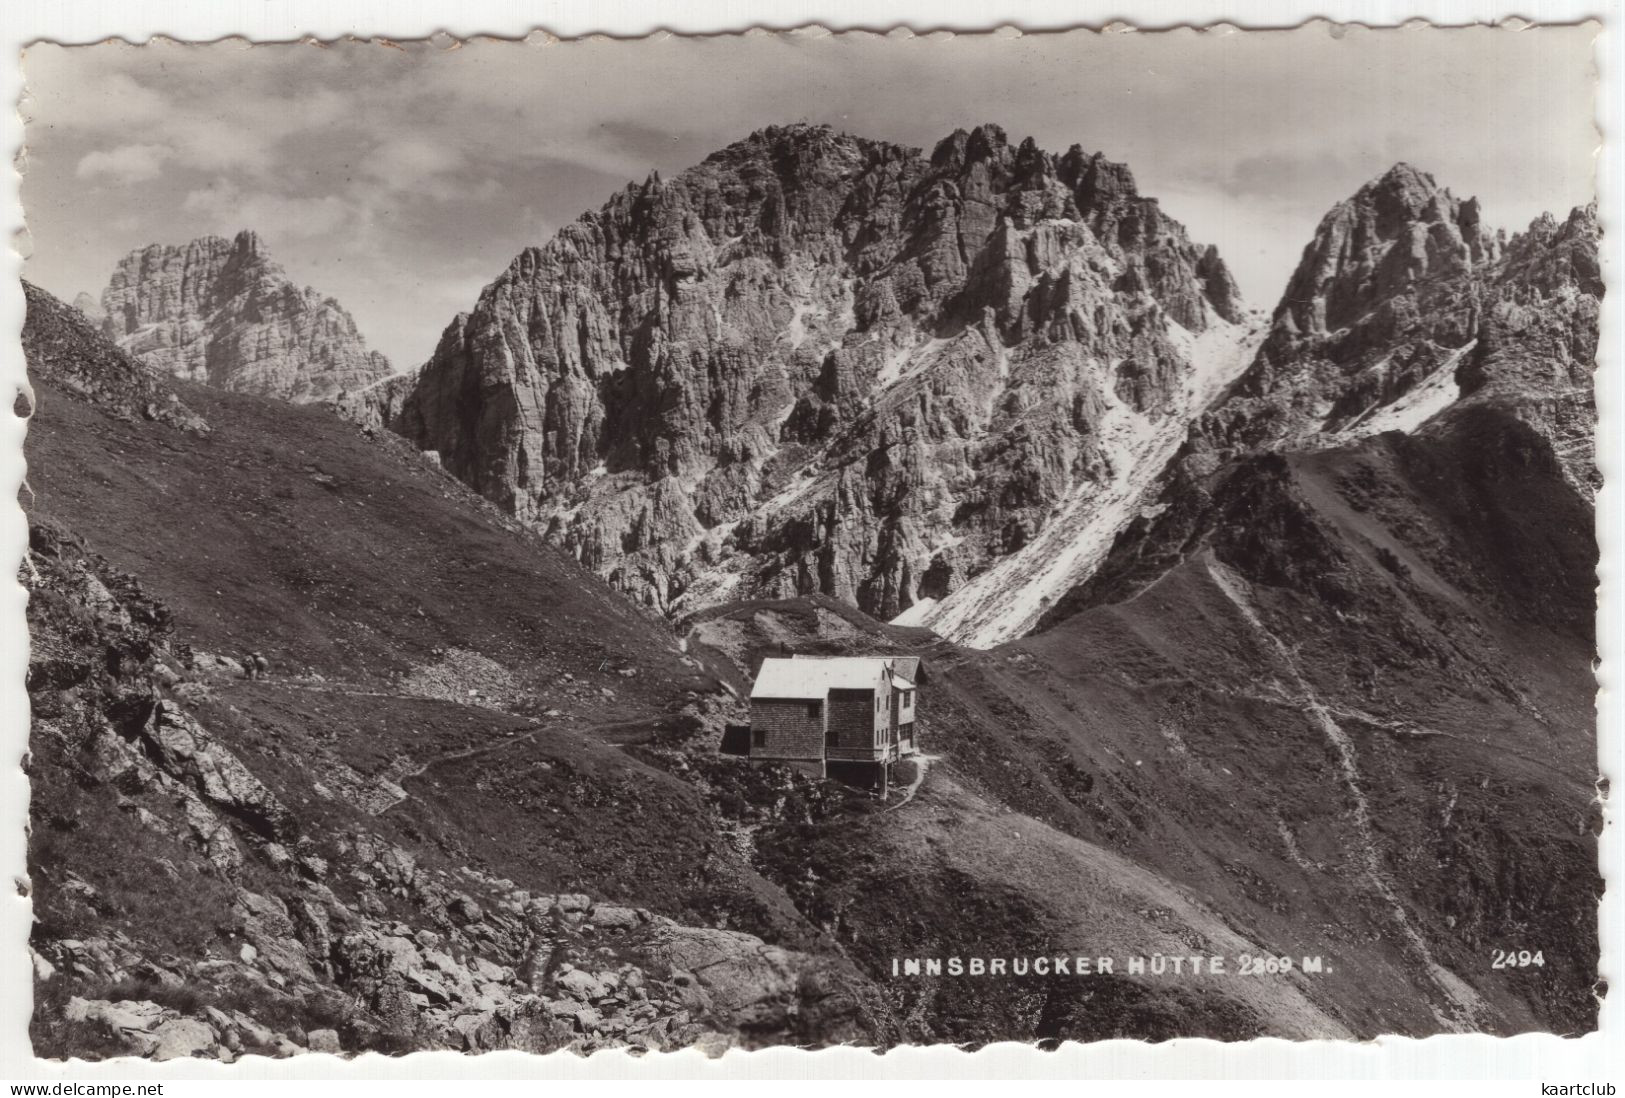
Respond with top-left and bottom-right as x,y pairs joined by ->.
1491,949 -> 1544,969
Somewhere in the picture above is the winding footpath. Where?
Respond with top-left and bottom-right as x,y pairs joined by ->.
886,754 -> 937,811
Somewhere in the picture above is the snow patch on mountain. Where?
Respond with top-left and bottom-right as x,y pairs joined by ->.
889,597 -> 938,627
1334,342 -> 1475,443
923,316 -> 1266,648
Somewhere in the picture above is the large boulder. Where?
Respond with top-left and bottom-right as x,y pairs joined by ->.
642,924 -> 876,1043
64,998 -> 172,1057
144,703 -> 295,842
152,1018 -> 218,1061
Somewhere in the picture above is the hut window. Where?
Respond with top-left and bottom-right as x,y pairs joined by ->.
807,701 -> 822,718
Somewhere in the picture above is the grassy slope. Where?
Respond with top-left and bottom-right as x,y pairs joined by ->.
22,361 -> 854,969
985,411 -> 1596,1036
683,406 -> 1597,1040
685,598 -> 1353,1040
25,374 -> 700,703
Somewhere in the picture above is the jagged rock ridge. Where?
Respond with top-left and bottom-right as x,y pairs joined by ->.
950,165 -> 1596,643
1039,165 -> 1601,628
1190,164 -> 1598,493
378,123 -> 1252,642
98,230 -> 394,403
1008,167 -> 1600,1037
23,280 -> 209,434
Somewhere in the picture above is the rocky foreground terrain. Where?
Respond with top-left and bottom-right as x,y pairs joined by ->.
91,230 -> 394,403
23,126 -> 1600,1058
24,284 -> 886,1057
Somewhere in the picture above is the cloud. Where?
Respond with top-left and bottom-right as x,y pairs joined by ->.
75,143 -> 168,184
29,47 -> 358,181
181,179 -> 355,240
359,136 -> 473,201
365,137 -> 460,182
23,62 -> 170,132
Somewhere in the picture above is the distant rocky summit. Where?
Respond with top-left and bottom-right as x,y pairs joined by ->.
1190,164 -> 1599,494
372,123 -> 1251,642
1039,164 -> 1601,629
96,230 -> 393,403
71,291 -> 105,325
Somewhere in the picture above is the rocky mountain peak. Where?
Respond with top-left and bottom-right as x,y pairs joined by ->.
1276,162 -> 1499,337
97,231 -> 393,403
1076,150 -> 1139,205
231,227 -> 266,257
1452,203 -> 1601,498
378,122 -> 1252,641
963,122 -> 1009,162
928,127 -> 969,168
708,123 -> 875,176
70,291 -> 105,324
1360,161 -> 1439,216
923,126 -> 1144,221
1494,201 -> 1601,299
1201,167 -> 1598,502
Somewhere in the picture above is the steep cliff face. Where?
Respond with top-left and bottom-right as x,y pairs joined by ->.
1040,168 -> 1601,628
98,231 -> 394,403
1456,203 -> 1601,499
386,124 -> 1251,639
1194,165 -> 1598,497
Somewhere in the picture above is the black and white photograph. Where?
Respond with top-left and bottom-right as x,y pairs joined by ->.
4,9 -> 1611,1076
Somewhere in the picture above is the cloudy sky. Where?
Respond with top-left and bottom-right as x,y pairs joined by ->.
21,23 -> 1598,370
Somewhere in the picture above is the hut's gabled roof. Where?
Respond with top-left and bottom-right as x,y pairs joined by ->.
751,656 -> 890,700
